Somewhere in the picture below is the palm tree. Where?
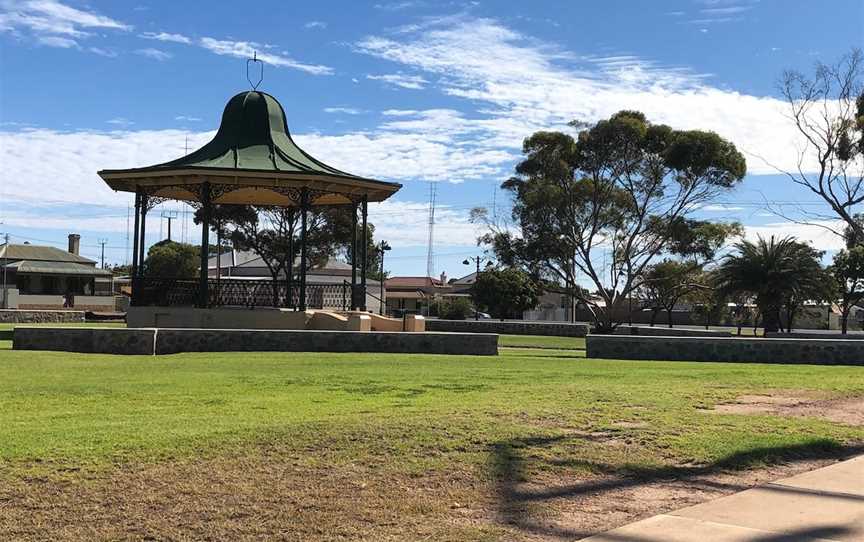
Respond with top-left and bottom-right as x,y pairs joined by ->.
715,236 -> 826,333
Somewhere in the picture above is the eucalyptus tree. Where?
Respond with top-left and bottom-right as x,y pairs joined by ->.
638,260 -> 701,328
776,49 -> 864,239
478,110 -> 746,332
829,245 -> 864,333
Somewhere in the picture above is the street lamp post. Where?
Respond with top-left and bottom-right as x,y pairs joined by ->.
1,232 -> 8,309
378,240 -> 391,315
462,255 -> 490,321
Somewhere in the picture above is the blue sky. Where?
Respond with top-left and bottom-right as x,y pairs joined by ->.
0,0 -> 862,278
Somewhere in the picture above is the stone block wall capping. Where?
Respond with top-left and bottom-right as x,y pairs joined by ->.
586,335 -> 864,366
426,319 -> 587,337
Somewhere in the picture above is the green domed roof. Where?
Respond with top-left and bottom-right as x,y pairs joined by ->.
98,90 -> 401,206
156,91 -> 354,175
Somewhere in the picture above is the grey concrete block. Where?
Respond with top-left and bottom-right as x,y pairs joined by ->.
427,319 -> 588,337
613,326 -> 731,337
0,309 -> 85,324
155,329 -> 498,356
586,335 -> 864,366
764,331 -> 864,340
13,327 -> 155,355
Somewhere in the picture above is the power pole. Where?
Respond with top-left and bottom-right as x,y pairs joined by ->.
426,182 -> 437,278
462,255 -> 490,320
161,210 -> 179,241
98,238 -> 108,269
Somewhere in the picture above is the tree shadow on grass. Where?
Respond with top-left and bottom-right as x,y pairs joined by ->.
489,435 -> 864,540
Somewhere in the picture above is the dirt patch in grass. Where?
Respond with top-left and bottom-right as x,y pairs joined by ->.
708,392 -> 864,426
1,444 -> 858,541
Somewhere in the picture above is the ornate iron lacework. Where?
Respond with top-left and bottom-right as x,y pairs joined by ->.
141,195 -> 170,213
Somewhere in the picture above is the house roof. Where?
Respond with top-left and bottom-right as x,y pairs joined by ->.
0,243 -> 95,265
385,276 -> 445,289
5,260 -> 111,276
386,290 -> 426,300
451,271 -> 477,285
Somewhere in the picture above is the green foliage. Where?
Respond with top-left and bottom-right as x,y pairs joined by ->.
685,271 -> 729,329
639,260 -> 701,327
829,245 -> 864,332
143,240 -> 199,278
195,204 -> 383,305
662,219 -> 743,262
471,267 -> 541,319
715,236 -> 829,333
483,110 -> 746,332
779,49 -> 863,244
428,297 -> 474,320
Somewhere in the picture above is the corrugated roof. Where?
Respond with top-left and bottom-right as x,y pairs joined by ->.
0,243 -> 96,264
385,276 -> 444,288
5,260 -> 111,276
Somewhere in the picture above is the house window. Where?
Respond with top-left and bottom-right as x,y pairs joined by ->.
17,275 -> 31,294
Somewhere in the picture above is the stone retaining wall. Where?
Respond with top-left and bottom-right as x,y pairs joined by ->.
13,327 -> 498,356
587,335 -> 864,365
426,319 -> 589,337
612,326 -> 731,337
13,327 -> 155,355
764,331 -> 864,340
0,309 -> 85,324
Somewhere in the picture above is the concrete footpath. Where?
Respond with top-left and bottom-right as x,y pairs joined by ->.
583,455 -> 864,542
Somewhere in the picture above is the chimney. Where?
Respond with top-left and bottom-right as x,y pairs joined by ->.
68,233 -> 80,255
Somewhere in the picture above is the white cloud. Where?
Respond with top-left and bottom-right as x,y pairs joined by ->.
744,220 -> 846,251
0,128 -> 213,208
0,0 -> 129,48
88,46 -> 118,57
199,37 -> 333,75
174,115 -> 202,122
353,16 -> 828,175
36,34 -> 75,48
369,200 -> 480,248
0,125 -> 492,250
304,21 -> 327,29
374,1 -> 422,11
106,117 -> 134,126
366,73 -> 428,89
700,6 -> 754,15
323,107 -> 364,115
135,47 -> 172,61
139,31 -> 191,44
700,204 -> 745,212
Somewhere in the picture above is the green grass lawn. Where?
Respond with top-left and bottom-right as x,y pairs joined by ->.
2,346 -> 861,470
1,337 -> 862,540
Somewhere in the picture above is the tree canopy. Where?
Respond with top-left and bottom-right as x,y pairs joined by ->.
776,48 -> 864,241
144,240 -> 199,279
829,245 -> 864,333
471,267 -> 541,319
477,110 -> 746,331
195,204 -> 382,305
